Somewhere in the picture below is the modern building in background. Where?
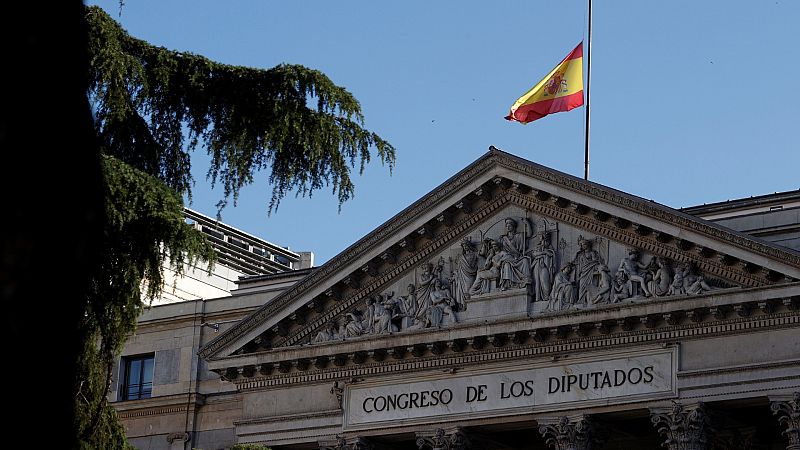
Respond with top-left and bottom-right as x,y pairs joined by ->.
114,150 -> 800,450
153,208 -> 313,305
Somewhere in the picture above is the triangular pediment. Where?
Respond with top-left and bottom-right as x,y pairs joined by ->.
199,148 -> 800,369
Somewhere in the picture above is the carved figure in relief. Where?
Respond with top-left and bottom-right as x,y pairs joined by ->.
498,218 -> 532,290
548,262 -> 576,310
397,284 -> 418,330
360,297 -> 376,334
682,263 -> 713,295
453,238 -> 478,309
591,264 -> 613,304
530,231 -> 556,302
617,248 -> 651,297
469,239 -> 504,296
342,312 -> 363,338
612,270 -> 632,302
416,261 -> 443,312
668,266 -> 686,296
429,278 -> 458,327
313,320 -> 339,343
374,292 -> 399,334
572,236 -> 603,305
646,257 -> 673,297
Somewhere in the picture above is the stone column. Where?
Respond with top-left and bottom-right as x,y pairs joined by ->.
416,427 -> 470,450
537,415 -> 598,450
650,401 -> 711,450
770,392 -> 800,450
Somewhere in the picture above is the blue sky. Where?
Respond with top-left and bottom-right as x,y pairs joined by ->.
89,1 -> 800,265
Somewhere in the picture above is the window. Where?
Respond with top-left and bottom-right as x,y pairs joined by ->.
121,354 -> 154,400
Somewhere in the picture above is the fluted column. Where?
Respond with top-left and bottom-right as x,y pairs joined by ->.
416,427 -> 470,450
771,392 -> 800,450
650,402 -> 711,450
537,415 -> 598,450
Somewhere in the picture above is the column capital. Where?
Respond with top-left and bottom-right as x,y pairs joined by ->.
416,427 -> 470,450
320,435 -> 373,450
537,415 -> 598,450
770,392 -> 800,450
650,401 -> 711,450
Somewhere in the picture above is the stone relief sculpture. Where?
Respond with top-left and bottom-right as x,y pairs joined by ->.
612,270 -> 633,302
417,260 -> 444,311
591,264 -> 613,304
397,284 -> 418,329
430,278 -> 458,326
647,257 -> 673,297
452,238 -> 478,309
530,231 -> 556,302
573,236 -> 604,306
361,297 -> 376,334
548,263 -> 576,311
374,292 -> 398,335
313,321 -> 339,343
308,213 -> 729,344
617,248 -> 652,297
681,263 -> 713,295
498,218 -> 532,291
469,239 -> 504,296
467,216 -> 534,297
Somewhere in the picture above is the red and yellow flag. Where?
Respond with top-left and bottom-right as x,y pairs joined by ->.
505,42 -> 584,124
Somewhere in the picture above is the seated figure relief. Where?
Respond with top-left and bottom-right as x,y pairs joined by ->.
647,257 -> 673,297
342,312 -> 363,338
548,262 -> 576,311
396,284 -> 418,330
591,264 -> 613,304
373,292 -> 399,335
313,320 -> 339,343
468,217 -> 535,297
498,218 -> 532,291
680,262 -> 714,295
469,239 -> 504,296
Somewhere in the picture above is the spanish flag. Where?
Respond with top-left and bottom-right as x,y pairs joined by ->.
505,42 -> 584,124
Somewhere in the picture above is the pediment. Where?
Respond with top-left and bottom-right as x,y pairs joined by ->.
199,148 -> 800,368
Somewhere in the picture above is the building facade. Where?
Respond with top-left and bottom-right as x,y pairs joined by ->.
116,149 -> 800,450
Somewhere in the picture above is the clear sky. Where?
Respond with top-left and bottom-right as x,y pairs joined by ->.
88,0 -> 800,265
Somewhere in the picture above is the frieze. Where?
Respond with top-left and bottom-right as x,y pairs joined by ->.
343,348 -> 676,429
304,204 -> 734,347
283,195 -> 510,347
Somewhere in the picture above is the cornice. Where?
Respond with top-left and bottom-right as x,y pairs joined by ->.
677,358 -> 800,378
234,409 -> 341,426
113,393 -> 205,419
227,310 -> 800,391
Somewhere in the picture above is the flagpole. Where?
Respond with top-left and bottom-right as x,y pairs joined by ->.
584,0 -> 592,180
